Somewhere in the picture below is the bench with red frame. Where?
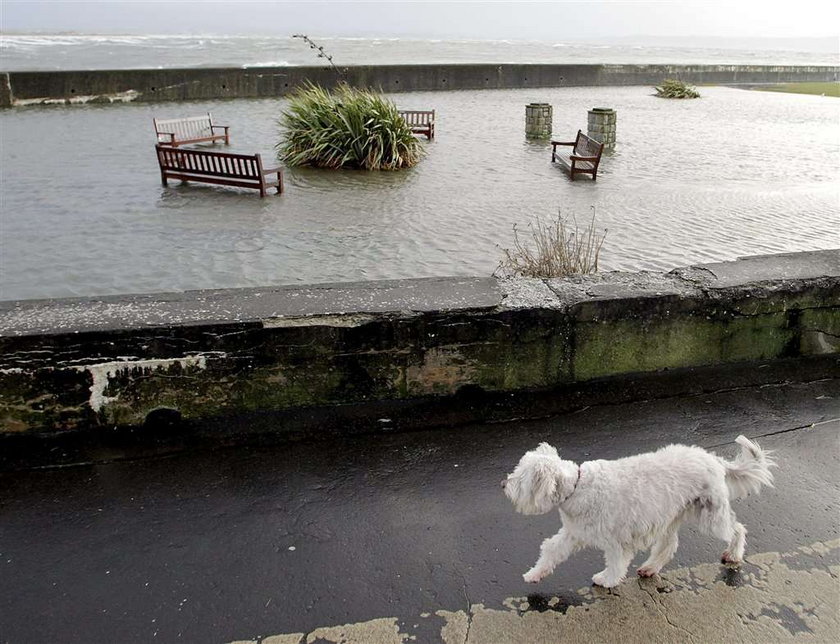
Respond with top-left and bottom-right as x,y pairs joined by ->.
155,145 -> 283,197
398,110 -> 435,140
551,130 -> 605,180
153,113 -> 230,147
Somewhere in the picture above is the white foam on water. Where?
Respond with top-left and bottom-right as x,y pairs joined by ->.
243,60 -> 290,68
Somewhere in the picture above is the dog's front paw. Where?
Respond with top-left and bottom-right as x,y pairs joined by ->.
721,551 -> 742,565
637,566 -> 659,578
523,567 -> 547,584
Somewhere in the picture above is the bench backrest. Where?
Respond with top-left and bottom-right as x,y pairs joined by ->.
156,145 -> 262,179
154,113 -> 214,142
575,130 -> 604,159
398,110 -> 435,126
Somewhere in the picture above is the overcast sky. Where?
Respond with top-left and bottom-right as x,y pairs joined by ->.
2,1 -> 839,40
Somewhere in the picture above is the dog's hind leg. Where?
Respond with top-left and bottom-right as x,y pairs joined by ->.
524,529 -> 580,583
698,491 -> 747,564
721,517 -> 747,564
638,520 -> 680,577
592,545 -> 634,588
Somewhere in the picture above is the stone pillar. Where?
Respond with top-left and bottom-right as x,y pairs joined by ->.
587,107 -> 616,149
0,73 -> 13,108
525,103 -> 552,139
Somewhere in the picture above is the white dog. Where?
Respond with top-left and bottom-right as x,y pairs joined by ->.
502,435 -> 774,588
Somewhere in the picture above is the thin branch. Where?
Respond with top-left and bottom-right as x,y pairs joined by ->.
292,34 -> 345,80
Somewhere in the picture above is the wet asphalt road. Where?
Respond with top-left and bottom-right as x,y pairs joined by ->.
1,377 -> 838,644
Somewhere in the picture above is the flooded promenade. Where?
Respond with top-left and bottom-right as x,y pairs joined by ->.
1,84 -> 838,301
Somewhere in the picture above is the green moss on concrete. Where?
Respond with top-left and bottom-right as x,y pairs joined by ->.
713,285 -> 840,317
800,308 -> 840,355
98,352 -> 410,425
573,313 -> 794,381
95,360 -> 230,426
231,363 -> 349,411
721,312 -> 795,360
0,368 -> 94,431
500,332 -> 572,390
413,311 -> 573,393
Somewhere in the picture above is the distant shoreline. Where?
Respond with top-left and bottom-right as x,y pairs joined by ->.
1,31 -> 837,48
743,81 -> 840,97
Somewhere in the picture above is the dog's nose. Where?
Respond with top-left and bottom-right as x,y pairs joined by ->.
500,479 -> 507,488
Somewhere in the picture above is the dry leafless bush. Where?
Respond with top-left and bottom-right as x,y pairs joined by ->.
495,211 -> 607,278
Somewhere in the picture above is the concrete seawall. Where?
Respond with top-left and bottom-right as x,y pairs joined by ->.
2,64 -> 839,106
1,250 -> 838,440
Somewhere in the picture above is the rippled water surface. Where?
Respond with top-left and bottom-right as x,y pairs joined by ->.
1,86 -> 838,300
2,34 -> 837,70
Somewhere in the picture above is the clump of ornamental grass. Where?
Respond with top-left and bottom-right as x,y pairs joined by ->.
277,82 -> 423,170
495,212 -> 607,279
655,79 -> 701,99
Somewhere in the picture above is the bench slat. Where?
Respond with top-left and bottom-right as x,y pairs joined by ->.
550,130 -> 604,180
156,145 -> 282,196
154,112 -> 230,147
398,109 -> 435,140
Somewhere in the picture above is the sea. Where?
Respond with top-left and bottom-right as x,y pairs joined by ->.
1,33 -> 838,71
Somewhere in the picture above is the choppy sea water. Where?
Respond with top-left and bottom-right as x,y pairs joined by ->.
1,85 -> 838,301
1,33 -> 838,70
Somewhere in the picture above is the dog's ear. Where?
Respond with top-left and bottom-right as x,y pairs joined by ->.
535,442 -> 558,457
530,461 -> 558,511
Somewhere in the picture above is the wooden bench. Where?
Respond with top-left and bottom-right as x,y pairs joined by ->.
153,113 -> 230,147
551,130 -> 605,180
399,110 -> 435,140
155,145 -> 283,197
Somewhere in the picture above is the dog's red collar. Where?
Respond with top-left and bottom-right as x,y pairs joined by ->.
560,464 -> 583,505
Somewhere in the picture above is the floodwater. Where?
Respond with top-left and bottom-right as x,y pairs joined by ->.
1,85 -> 838,301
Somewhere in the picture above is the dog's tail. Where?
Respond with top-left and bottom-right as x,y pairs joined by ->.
724,435 -> 775,500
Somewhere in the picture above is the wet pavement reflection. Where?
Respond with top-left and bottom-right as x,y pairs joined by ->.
0,377 -> 837,642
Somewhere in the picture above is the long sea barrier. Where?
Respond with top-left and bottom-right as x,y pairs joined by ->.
1,250 -> 837,444
2,64 -> 838,106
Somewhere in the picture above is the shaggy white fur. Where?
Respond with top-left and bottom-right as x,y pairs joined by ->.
502,435 -> 775,588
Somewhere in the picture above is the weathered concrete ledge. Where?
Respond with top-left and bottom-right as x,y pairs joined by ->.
0,250 -> 837,438
2,64 -> 838,107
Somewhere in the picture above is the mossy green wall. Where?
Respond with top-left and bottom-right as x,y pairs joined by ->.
1,252 -> 837,434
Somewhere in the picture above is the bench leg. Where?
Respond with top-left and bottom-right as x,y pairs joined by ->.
277,170 -> 284,194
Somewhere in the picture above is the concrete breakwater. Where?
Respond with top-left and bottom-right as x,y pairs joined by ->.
0,250 -> 837,440
2,64 -> 839,106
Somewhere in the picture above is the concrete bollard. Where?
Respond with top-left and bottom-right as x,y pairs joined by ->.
0,73 -> 12,108
587,107 -> 616,149
525,103 -> 552,139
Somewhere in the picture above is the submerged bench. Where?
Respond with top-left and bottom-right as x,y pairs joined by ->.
155,145 -> 283,197
399,110 -> 435,140
551,130 -> 604,180
154,113 -> 230,147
